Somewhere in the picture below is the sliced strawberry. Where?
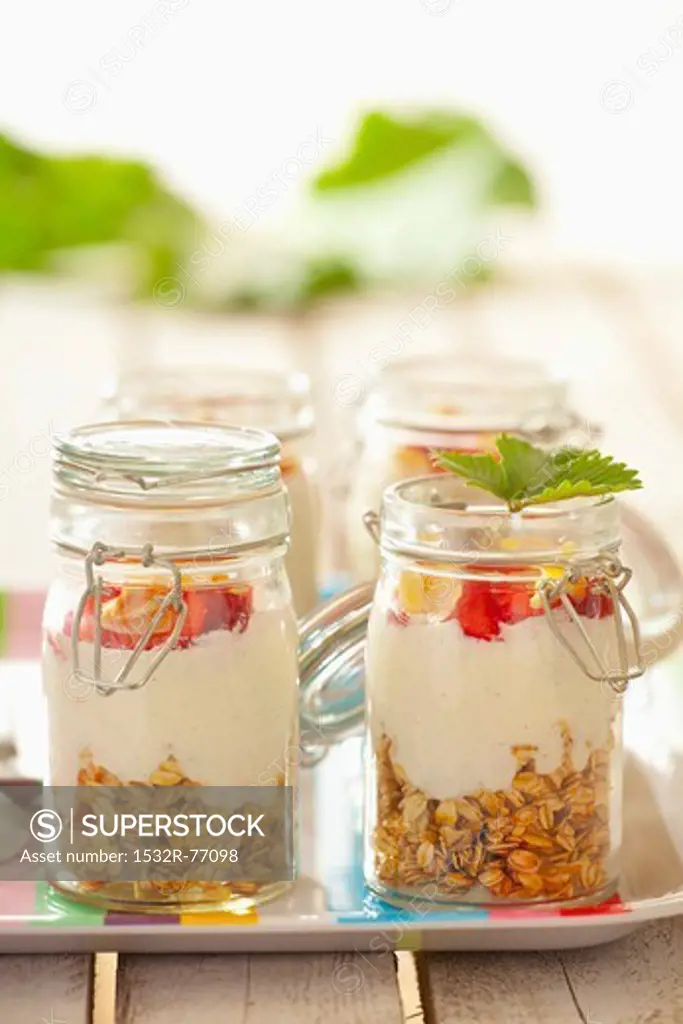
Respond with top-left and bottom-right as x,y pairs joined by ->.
387,607 -> 410,628
493,580 -> 543,626
452,581 -> 501,641
62,583 -> 254,651
218,585 -> 253,633
569,585 -> 613,620
63,586 -> 122,643
180,590 -> 209,639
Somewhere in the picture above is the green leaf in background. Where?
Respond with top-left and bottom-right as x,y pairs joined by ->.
488,158 -> 535,206
289,108 -> 537,300
314,111 -> 483,190
0,134 -> 200,297
291,257 -> 361,305
312,110 -> 535,208
0,107 -> 537,312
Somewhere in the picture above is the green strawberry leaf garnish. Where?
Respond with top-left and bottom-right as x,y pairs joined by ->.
434,434 -> 642,512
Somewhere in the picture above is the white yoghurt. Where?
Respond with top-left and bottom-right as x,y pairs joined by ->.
43,609 -> 299,787
346,447 -> 397,582
366,609 -> 618,800
285,465 -> 319,615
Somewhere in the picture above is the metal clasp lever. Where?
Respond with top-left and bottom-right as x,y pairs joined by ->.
363,511 -> 381,545
71,542 -> 188,697
538,555 -> 645,694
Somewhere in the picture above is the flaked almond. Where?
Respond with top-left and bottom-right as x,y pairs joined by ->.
416,841 -> 436,871
579,861 -> 604,891
402,791 -> 428,824
522,830 -> 555,851
513,807 -> 536,826
511,744 -> 538,767
473,789 -> 502,817
513,772 -> 546,798
479,867 -> 506,889
453,798 -> 483,825
500,790 -> 526,813
508,849 -> 541,874
434,799 -> 458,827
150,769 -> 184,786
445,871 -> 473,891
516,872 -> 545,897
231,881 -> 260,896
440,827 -> 473,852
538,802 -> 556,831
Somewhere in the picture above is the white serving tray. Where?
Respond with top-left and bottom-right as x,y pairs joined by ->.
0,653 -> 682,952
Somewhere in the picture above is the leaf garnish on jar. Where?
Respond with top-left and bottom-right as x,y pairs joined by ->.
433,433 -> 642,513
429,434 -> 642,635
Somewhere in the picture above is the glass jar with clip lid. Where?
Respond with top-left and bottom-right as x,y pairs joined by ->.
361,476 -> 649,907
296,456 -> 683,906
42,421 -> 298,913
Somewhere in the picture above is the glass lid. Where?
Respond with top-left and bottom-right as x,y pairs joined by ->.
107,368 -> 313,439
53,420 -> 281,502
365,354 -> 570,433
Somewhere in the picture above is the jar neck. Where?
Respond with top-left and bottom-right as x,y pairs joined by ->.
51,488 -> 290,562
378,476 -> 622,567
54,544 -> 288,585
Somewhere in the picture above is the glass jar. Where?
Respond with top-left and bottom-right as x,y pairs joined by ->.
42,421 -> 299,913
346,356 -> 581,582
107,368 -> 320,615
362,474 -> 650,907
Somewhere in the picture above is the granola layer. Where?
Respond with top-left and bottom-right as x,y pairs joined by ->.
372,727 -> 613,903
72,751 -> 286,904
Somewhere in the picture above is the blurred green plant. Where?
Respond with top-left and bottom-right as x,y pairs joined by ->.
211,109 -> 536,311
0,134 -> 199,297
313,110 -> 533,202
0,110 -> 535,311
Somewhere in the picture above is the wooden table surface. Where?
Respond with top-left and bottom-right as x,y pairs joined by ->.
2,918 -> 683,1024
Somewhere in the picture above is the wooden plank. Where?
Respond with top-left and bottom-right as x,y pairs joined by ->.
417,949 -> 582,1023
116,952 -> 403,1024
419,919 -> 683,1023
0,954 -> 93,1023
560,917 -> 683,1024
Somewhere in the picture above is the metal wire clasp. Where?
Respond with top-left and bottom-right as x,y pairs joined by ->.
538,553 -> 645,694
71,542 -> 188,697
363,511 -> 381,545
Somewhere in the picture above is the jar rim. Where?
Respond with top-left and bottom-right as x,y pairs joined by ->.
386,476 -> 615,520
364,355 -> 571,434
54,419 -> 281,500
106,367 -> 314,439
379,474 -> 621,564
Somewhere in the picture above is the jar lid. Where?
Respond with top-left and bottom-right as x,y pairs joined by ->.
365,355 -> 572,435
54,420 -> 281,503
51,421 -> 289,557
379,474 -> 622,565
106,368 -> 314,440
